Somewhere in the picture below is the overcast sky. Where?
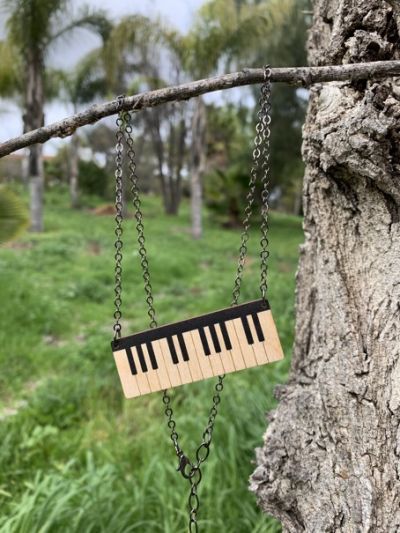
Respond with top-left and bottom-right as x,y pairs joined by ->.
0,0 -> 206,155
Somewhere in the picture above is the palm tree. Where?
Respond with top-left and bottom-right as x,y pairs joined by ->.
0,0 -> 111,231
183,0 -> 300,238
57,50 -> 109,207
103,15 -> 189,216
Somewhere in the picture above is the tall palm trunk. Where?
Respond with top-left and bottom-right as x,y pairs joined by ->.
25,50 -> 45,232
251,1 -> 400,530
190,97 -> 206,239
174,117 -> 186,213
69,131 -> 79,209
166,116 -> 186,215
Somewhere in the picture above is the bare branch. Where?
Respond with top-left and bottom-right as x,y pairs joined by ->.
1,60 -> 400,158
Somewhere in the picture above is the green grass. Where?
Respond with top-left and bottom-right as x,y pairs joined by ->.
0,188 -> 303,532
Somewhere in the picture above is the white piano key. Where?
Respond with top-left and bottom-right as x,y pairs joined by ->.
204,326 -> 225,376
258,310 -> 284,362
131,346 -> 151,395
151,340 -> 171,390
158,338 -> 182,388
142,344 -> 162,392
215,323 -> 236,374
225,321 -> 246,371
232,318 -> 258,368
182,331 -> 204,382
247,315 -> 269,365
190,330 -> 214,379
113,349 -> 141,398
172,335 -> 192,385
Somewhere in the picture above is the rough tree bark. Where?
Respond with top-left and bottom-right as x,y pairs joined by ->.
251,1 -> 400,532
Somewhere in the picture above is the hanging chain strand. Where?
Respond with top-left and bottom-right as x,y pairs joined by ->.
123,109 -> 157,330
113,66 -> 271,533
113,98 -> 125,339
232,65 -> 272,306
259,66 -> 272,301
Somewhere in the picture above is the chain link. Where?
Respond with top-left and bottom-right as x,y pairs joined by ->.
232,65 -> 272,306
113,97 -> 125,339
123,109 -> 158,329
113,66 -> 271,532
259,66 -> 272,301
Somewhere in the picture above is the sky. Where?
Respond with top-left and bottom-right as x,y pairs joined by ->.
0,0 -> 206,155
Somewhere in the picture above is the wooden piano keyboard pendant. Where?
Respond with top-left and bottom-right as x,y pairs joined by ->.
111,299 -> 283,398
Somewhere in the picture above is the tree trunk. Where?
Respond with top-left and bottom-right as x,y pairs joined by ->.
191,97 -> 206,239
144,110 -> 170,214
69,132 -> 79,209
21,150 -> 29,187
165,115 -> 186,216
167,119 -> 177,215
24,50 -> 45,232
174,116 -> 186,212
250,2 -> 400,531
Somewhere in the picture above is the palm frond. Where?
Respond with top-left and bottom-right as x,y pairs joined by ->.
0,39 -> 22,97
4,0 -> 68,51
69,48 -> 108,104
102,14 -> 161,89
188,0 -> 299,75
49,6 -> 112,44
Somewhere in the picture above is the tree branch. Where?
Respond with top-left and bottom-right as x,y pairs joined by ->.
1,60 -> 400,158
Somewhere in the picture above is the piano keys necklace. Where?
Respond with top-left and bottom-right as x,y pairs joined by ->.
111,66 -> 283,532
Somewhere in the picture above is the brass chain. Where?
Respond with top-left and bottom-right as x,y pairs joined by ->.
259,67 -> 272,301
112,66 -> 272,532
232,65 -> 272,306
112,103 -> 124,340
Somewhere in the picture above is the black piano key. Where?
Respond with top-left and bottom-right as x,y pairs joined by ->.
126,347 -> 137,375
146,342 -> 158,370
177,333 -> 190,362
209,324 -> 221,353
136,344 -> 148,372
167,336 -> 179,364
219,321 -> 232,350
198,327 -> 211,356
241,315 -> 254,345
252,313 -> 265,342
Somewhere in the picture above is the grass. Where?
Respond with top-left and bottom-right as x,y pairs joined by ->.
0,188 -> 303,532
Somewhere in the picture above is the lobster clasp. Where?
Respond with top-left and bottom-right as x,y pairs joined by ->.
177,454 -> 192,479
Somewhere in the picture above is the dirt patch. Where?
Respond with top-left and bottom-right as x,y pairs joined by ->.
87,240 -> 102,255
92,204 -> 115,216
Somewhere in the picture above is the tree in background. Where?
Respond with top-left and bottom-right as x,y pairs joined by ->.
103,16 -> 189,215
0,0 -> 110,231
201,0 -> 311,225
205,104 -> 254,226
0,1 -> 310,232
182,0 -> 302,238
57,49 -> 109,208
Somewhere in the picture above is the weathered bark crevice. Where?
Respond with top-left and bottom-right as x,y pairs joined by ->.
251,1 -> 400,531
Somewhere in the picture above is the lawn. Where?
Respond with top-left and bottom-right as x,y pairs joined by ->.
0,189 -> 303,533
